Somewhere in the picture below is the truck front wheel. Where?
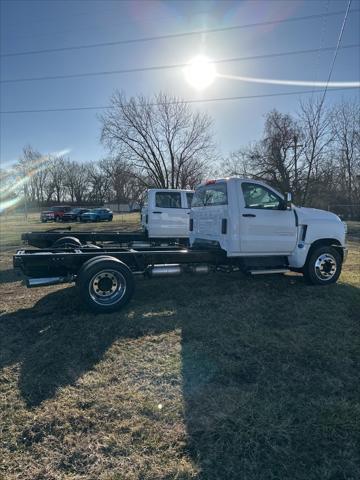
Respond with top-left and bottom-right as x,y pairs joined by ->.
303,246 -> 342,285
77,256 -> 135,312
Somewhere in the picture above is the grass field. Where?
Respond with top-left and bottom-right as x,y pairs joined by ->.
0,214 -> 359,480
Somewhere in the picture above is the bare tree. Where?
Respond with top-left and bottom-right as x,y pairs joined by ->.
63,160 -> 89,203
224,110 -> 303,198
15,146 -> 51,216
298,98 -> 332,205
87,163 -> 112,204
46,156 -> 66,203
330,100 -> 360,217
99,156 -> 147,208
100,92 -> 215,189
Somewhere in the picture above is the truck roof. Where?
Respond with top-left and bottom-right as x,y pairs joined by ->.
197,177 -> 264,186
147,188 -> 194,193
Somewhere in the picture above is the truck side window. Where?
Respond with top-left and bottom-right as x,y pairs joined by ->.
241,183 -> 282,209
155,192 -> 181,208
186,192 -> 194,208
192,183 -> 228,207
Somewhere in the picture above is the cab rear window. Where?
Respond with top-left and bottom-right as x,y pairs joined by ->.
192,183 -> 227,207
155,192 -> 181,208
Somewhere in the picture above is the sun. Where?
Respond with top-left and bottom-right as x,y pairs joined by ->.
184,55 -> 216,90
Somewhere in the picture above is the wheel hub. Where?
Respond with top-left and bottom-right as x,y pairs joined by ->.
93,272 -> 118,296
89,269 -> 126,305
314,253 -> 337,281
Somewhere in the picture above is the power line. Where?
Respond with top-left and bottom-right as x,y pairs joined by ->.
1,87 -> 357,115
1,43 -> 359,84
1,8 -> 359,58
320,0 -> 353,106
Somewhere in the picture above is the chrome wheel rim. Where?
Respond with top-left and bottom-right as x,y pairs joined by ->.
314,253 -> 337,281
89,269 -> 126,305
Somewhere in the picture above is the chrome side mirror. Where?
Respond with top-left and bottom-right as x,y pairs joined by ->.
285,192 -> 292,208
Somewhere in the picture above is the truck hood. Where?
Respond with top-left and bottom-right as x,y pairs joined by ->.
294,206 -> 342,225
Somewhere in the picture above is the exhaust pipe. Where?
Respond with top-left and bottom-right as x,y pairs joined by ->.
148,264 -> 182,277
26,276 -> 71,288
147,264 -> 211,277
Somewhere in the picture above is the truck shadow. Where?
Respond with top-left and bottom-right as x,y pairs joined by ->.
1,274 -> 359,478
0,268 -> 20,284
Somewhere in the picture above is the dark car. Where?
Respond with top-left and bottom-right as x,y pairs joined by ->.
61,208 -> 90,222
80,208 -> 113,222
40,206 -> 72,223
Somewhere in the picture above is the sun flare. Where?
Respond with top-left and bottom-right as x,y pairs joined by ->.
184,55 -> 216,90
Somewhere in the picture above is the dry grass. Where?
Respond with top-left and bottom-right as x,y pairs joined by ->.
0,215 -> 359,480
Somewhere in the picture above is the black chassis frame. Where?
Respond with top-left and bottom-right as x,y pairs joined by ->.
13,246 -> 229,280
21,230 -> 188,248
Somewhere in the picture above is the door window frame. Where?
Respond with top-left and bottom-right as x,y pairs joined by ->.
241,182 -> 285,210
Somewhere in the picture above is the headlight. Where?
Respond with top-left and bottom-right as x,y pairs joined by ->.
343,221 -> 348,234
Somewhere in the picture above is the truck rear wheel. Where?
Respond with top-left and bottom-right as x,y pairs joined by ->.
303,246 -> 342,285
77,256 -> 134,313
53,236 -> 82,248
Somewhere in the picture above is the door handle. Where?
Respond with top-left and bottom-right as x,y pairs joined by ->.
152,211 -> 162,214
242,213 -> 256,217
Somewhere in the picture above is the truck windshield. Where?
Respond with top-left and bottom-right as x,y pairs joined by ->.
192,183 -> 227,207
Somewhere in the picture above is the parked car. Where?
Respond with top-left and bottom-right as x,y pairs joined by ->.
61,208 -> 90,222
40,206 -> 71,223
80,208 -> 113,222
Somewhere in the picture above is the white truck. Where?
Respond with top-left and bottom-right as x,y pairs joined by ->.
14,177 -> 347,313
141,188 -> 194,239
189,178 -> 347,285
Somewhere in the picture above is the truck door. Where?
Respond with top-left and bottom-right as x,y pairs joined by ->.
149,191 -> 186,238
239,182 -> 297,254
192,182 -> 228,237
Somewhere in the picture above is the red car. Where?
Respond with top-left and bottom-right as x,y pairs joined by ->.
40,206 -> 72,222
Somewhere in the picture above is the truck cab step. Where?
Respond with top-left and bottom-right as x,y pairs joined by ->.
249,268 -> 289,275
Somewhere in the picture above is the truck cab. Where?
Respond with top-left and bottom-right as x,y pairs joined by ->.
190,178 -> 347,283
141,189 -> 194,239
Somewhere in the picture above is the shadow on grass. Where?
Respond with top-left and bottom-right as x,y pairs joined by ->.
0,284 -> 180,408
1,274 -> 359,479
0,268 -> 21,284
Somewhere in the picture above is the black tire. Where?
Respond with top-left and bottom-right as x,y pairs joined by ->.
53,236 -> 82,249
108,216 -> 113,222
303,245 -> 342,285
77,256 -> 134,313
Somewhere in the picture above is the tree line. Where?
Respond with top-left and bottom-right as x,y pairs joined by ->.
222,97 -> 360,217
1,92 -> 359,218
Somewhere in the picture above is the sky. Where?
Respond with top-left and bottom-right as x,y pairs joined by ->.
0,0 -> 359,167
